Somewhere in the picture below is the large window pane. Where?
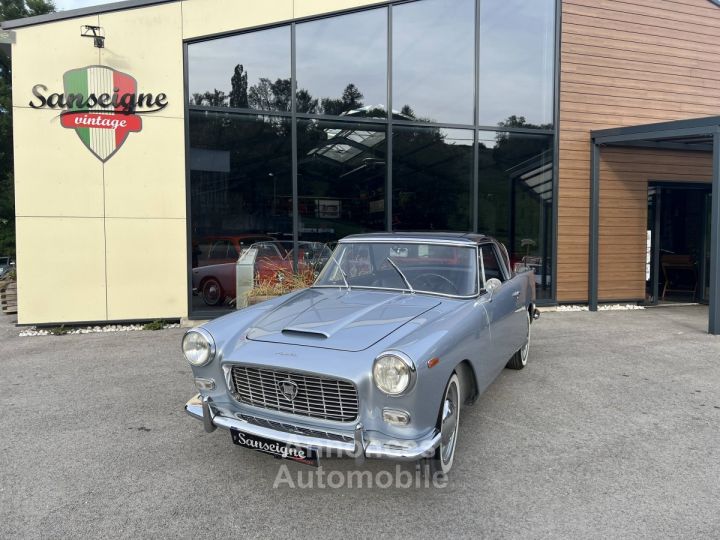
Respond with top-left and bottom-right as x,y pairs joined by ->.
297,119 -> 387,242
188,26 -> 291,111
393,126 -> 473,230
189,112 -> 292,316
392,0 -> 475,124
477,131 -> 553,299
296,9 -> 387,117
479,0 -> 555,128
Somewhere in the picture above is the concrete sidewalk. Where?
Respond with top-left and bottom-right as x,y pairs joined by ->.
1,306 -> 719,539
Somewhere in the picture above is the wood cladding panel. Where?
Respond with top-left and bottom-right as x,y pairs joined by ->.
557,0 -> 720,302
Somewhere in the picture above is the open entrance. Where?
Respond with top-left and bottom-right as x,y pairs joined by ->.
647,184 -> 712,305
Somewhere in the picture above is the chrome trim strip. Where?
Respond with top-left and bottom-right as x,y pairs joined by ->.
338,238 -> 476,247
310,285 -> 479,300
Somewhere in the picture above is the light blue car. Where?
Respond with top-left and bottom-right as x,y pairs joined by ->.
184,233 -> 538,474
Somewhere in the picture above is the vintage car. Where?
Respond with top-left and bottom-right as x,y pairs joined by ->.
183,232 -> 538,474
192,240 -> 332,306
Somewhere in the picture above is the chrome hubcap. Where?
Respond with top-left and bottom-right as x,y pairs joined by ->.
520,314 -> 530,365
440,381 -> 459,465
204,283 -> 220,303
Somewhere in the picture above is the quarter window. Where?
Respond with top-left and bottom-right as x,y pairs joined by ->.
480,245 -> 506,283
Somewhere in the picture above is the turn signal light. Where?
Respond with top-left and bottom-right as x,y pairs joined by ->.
427,357 -> 440,369
383,408 -> 411,426
194,377 -> 216,391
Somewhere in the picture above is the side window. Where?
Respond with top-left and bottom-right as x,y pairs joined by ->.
208,241 -> 229,259
480,245 -> 507,284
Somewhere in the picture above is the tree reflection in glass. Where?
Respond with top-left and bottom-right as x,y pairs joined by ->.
477,130 -> 554,299
392,0 -> 475,124
296,8 -> 387,117
392,126 -> 473,231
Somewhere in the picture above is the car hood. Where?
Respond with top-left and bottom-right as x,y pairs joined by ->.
246,288 -> 441,352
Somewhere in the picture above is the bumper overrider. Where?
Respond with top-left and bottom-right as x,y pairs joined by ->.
185,394 -> 441,461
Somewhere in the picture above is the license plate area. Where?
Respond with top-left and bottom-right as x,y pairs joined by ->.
230,428 -> 319,467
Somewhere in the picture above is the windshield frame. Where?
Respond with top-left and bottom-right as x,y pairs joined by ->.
312,238 -> 481,299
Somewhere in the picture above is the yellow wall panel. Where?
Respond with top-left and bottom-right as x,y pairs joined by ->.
13,107 -> 104,217
16,217 -> 107,324
105,218 -> 187,320
103,117 -> 186,219
11,15 -> 100,110
99,3 -> 184,119
293,0 -> 388,18
182,0 -> 293,40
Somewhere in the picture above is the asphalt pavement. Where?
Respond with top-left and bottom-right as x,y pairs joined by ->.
1,306 -> 719,539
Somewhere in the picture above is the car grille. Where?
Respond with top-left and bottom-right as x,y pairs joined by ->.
229,365 -> 359,422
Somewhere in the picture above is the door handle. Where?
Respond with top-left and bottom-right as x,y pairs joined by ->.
512,291 -> 521,298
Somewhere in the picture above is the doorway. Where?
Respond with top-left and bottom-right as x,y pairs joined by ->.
647,183 -> 712,305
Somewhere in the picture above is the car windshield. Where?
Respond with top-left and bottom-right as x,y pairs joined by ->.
314,242 -> 478,297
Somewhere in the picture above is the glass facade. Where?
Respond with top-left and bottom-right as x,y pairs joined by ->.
187,0 -> 557,316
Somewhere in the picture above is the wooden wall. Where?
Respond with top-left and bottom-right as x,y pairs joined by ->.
557,0 -> 720,302
598,148 -> 711,300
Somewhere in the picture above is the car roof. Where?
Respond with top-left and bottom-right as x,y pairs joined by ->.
340,232 -> 491,245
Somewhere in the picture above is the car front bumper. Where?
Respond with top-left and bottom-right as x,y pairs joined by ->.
185,394 -> 440,461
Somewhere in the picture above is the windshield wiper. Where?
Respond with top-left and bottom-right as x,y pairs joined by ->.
328,254 -> 350,291
386,257 -> 415,294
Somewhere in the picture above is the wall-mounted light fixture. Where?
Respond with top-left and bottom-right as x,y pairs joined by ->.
80,25 -> 105,48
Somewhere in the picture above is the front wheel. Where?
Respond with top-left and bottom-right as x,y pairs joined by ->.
422,373 -> 461,476
506,310 -> 531,370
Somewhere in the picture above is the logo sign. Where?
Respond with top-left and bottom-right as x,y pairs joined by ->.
278,380 -> 299,401
29,65 -> 168,162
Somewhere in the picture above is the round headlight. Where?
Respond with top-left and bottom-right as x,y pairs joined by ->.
182,329 -> 216,367
373,352 -> 415,395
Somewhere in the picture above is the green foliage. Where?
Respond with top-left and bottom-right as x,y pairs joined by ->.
0,1 -> 56,258
142,319 -> 166,331
49,324 -> 68,336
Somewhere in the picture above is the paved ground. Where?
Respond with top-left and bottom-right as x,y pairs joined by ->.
1,306 -> 719,539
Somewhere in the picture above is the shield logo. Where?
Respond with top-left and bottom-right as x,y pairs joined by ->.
278,380 -> 299,401
60,65 -> 142,162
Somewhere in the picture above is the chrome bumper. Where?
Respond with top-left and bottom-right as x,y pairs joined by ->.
185,394 -> 440,461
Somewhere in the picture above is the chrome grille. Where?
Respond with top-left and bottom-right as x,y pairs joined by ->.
230,365 -> 359,422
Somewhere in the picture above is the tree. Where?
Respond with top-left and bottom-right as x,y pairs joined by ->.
0,1 -> 56,258
320,83 -> 364,115
229,64 -> 248,109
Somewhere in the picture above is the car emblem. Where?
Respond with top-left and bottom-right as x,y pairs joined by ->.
278,380 -> 299,401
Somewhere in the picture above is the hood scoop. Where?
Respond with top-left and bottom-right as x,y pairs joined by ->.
281,327 -> 329,339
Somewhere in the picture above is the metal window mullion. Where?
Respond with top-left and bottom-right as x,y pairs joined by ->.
472,0 -> 480,233
386,5 -> 393,232
551,0 -> 562,303
291,22 -> 299,273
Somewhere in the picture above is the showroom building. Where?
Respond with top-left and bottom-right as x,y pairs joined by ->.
1,0 -> 719,332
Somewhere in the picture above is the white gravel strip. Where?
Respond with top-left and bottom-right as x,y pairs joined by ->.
554,304 -> 645,312
19,323 -> 180,337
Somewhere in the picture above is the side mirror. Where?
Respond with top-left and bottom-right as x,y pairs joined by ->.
485,278 -> 502,295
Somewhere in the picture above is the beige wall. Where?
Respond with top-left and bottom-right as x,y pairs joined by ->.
10,0 -> 393,323
12,3 -> 186,324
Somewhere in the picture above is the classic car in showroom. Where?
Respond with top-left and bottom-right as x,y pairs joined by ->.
191,240 -> 331,306
183,233 -> 539,474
